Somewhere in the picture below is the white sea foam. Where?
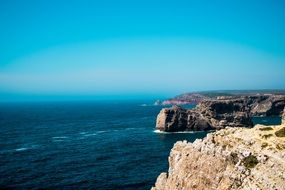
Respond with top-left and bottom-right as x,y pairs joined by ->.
153,130 -> 209,134
15,147 -> 28,151
84,133 -> 97,137
15,144 -> 39,151
52,136 -> 69,139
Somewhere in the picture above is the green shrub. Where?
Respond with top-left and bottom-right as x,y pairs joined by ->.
261,142 -> 268,148
275,127 -> 285,137
242,155 -> 258,169
262,134 -> 273,139
259,127 -> 273,131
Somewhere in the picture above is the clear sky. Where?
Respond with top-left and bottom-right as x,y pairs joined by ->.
1,0 -> 285,101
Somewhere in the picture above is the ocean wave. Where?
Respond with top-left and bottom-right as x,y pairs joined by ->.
15,147 -> 28,152
97,131 -> 107,133
15,145 -> 39,152
84,133 -> 97,137
52,139 -> 65,142
153,130 -> 210,134
125,128 -> 136,130
52,136 -> 69,139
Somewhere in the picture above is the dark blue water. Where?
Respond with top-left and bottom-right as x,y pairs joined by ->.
0,101 -> 207,190
0,101 -> 280,189
252,116 -> 281,126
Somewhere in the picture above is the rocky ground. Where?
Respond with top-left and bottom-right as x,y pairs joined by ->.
152,114 -> 285,190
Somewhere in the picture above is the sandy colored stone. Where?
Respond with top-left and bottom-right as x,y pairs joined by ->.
152,123 -> 285,190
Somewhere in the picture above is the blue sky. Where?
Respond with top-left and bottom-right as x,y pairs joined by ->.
1,0 -> 285,101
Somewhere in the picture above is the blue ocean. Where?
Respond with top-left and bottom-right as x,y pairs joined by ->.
0,101 -> 281,189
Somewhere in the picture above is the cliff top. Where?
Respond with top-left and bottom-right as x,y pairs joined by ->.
152,121 -> 285,190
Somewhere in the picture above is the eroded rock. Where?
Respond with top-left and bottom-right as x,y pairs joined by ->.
152,123 -> 285,190
156,99 -> 253,131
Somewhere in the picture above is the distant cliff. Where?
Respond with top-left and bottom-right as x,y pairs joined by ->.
156,95 -> 285,132
152,120 -> 285,190
160,90 -> 285,117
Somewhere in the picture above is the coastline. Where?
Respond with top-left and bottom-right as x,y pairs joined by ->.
152,118 -> 285,190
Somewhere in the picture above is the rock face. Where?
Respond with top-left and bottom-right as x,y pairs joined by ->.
156,106 -> 213,132
197,99 -> 253,129
283,108 -> 285,124
156,99 -> 253,131
152,123 -> 285,190
156,95 -> 285,132
249,95 -> 285,116
162,91 -> 285,117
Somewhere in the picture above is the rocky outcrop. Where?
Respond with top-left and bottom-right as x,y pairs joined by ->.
156,106 -> 188,132
282,107 -> 285,124
197,99 -> 253,129
152,123 -> 285,190
156,99 -> 253,131
156,106 -> 213,132
156,94 -> 285,132
162,91 -> 285,117
249,95 -> 285,116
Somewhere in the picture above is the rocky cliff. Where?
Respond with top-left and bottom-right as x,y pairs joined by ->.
156,106 -> 214,132
249,95 -> 285,116
156,99 -> 253,132
282,107 -> 285,124
152,123 -> 285,190
161,91 -> 285,117
156,95 -> 285,132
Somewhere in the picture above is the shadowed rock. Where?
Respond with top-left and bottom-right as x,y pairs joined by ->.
156,99 -> 253,132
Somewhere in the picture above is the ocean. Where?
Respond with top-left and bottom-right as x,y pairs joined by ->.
0,101 -> 281,189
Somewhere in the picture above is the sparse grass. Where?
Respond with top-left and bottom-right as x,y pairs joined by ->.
242,155 -> 258,169
261,142 -> 268,148
259,127 -> 273,131
262,134 -> 273,139
228,152 -> 239,165
275,127 -> 285,137
276,144 -> 283,150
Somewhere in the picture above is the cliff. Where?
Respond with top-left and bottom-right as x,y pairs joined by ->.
161,91 -> 285,117
156,99 -> 253,132
152,122 -> 285,190
282,107 -> 285,123
156,94 -> 285,132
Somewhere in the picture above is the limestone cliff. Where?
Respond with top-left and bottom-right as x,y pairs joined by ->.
152,123 -> 285,190
156,99 -> 253,132
162,91 -> 285,117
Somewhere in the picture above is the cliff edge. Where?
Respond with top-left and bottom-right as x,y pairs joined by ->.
152,116 -> 285,190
